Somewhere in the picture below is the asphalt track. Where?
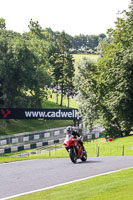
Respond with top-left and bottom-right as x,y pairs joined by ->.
0,156 -> 133,199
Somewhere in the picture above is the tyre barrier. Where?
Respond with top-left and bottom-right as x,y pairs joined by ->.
0,138 -> 65,154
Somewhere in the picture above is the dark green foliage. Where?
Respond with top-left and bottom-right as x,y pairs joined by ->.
75,1 -> 133,138
0,20 -> 52,108
97,1 -> 133,138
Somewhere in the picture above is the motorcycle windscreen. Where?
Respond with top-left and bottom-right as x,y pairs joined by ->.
64,134 -> 73,145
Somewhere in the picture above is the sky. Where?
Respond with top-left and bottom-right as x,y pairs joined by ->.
0,0 -> 131,36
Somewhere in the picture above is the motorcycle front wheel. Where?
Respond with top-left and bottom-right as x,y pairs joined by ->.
69,147 -> 77,163
81,151 -> 87,162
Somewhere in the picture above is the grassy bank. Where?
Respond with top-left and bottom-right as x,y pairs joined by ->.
0,119 -> 73,135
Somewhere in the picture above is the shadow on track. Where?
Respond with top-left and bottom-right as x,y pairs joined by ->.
76,160 -> 101,164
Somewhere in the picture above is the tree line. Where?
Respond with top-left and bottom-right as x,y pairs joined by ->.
75,0 -> 133,138
46,28 -> 106,51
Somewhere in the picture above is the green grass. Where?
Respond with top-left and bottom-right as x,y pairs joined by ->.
73,54 -> 100,69
85,136 -> 133,157
0,119 -> 73,135
10,168 -> 133,200
45,92 -> 78,108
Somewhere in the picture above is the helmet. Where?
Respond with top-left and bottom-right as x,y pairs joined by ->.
66,126 -> 73,132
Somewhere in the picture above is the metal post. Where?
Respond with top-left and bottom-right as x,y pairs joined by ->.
122,145 -> 124,156
49,150 -> 51,157
96,138 -> 99,157
96,146 -> 99,157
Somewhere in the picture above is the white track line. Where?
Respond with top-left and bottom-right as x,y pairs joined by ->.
1,167 -> 133,200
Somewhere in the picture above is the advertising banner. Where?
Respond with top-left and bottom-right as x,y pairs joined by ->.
0,108 -> 82,120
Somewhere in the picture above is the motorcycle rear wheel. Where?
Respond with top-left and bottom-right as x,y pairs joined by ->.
69,148 -> 77,163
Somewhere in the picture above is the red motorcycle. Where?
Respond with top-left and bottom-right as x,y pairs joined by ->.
63,134 -> 87,163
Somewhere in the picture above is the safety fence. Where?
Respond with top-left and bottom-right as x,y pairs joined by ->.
0,138 -> 65,155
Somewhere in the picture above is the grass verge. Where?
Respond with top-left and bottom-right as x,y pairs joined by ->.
10,168 -> 133,200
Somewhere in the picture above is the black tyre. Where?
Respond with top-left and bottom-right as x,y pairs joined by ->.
81,151 -> 87,162
69,148 -> 77,163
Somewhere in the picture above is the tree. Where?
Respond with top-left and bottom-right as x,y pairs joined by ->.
95,0 -> 133,138
49,40 -> 62,104
50,31 -> 75,107
0,29 -> 38,107
28,19 -> 42,37
0,19 -> 52,108
74,58 -> 98,130
72,34 -> 106,50
74,0 -> 133,138
25,19 -> 52,107
0,18 -> 6,29
63,53 -> 75,108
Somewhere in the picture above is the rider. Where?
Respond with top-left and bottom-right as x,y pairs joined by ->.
66,126 -> 86,152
